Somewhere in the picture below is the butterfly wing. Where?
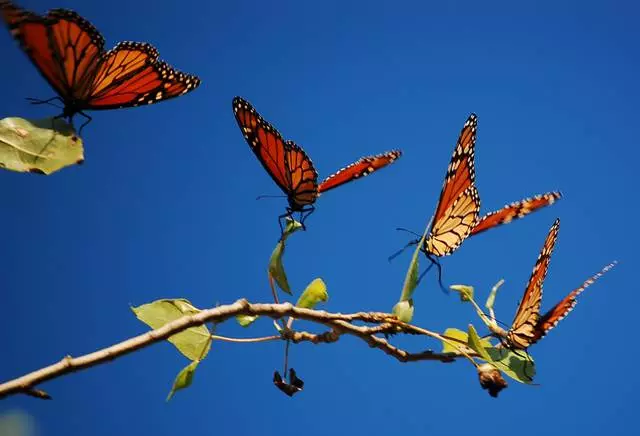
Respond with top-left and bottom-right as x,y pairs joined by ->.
533,261 -> 617,342
233,97 -> 313,203
425,114 -> 480,256
317,150 -> 402,194
1,2 -> 104,102
471,191 -> 562,236
284,140 -> 318,208
506,218 -> 560,349
85,41 -> 200,109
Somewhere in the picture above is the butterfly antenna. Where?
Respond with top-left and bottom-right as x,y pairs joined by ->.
256,194 -> 287,201
388,239 -> 419,262
395,227 -> 422,238
26,96 -> 64,109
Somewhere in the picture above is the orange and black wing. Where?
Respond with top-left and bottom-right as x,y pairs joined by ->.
233,97 -> 316,201
0,1 -> 104,102
471,191 -> 562,236
506,218 -> 560,349
317,150 -> 402,194
425,114 -> 481,256
533,261 -> 617,342
85,41 -> 200,109
284,140 -> 318,208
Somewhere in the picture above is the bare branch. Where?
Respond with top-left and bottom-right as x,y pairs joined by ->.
0,299 -> 469,400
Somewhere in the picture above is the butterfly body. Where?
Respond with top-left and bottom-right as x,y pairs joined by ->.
1,1 -> 200,127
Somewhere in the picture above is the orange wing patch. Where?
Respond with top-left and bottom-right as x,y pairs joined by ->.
1,3 -> 104,101
471,191 -> 562,236
317,150 -> 402,194
534,261 -> 617,342
1,1 -> 200,117
233,96 -> 293,196
87,42 -> 199,109
424,114 -> 480,256
506,218 -> 560,349
285,140 -> 318,208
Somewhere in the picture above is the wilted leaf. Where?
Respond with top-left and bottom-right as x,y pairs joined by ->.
296,278 -> 328,309
273,368 -> 304,397
485,279 -> 505,311
0,117 -> 83,175
392,299 -> 414,323
166,360 -> 199,401
132,299 -> 212,361
450,284 -> 474,302
236,314 -> 259,327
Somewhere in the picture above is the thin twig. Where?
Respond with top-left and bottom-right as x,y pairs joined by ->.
0,299 -> 465,400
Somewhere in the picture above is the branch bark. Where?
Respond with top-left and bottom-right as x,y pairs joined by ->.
0,299 -> 469,400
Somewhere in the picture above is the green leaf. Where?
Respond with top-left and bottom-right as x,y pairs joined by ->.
281,217 -> 303,239
236,314 -> 259,327
485,279 -> 505,311
398,231 -> 428,303
132,299 -> 212,361
0,117 -> 84,175
487,348 -> 536,384
269,240 -> 291,294
440,327 -> 492,354
466,324 -> 493,361
450,284 -> 474,302
296,278 -> 328,309
392,299 -> 414,323
466,324 -> 535,383
166,360 -> 199,401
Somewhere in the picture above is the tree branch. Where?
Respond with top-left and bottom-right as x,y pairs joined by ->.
0,299 -> 469,400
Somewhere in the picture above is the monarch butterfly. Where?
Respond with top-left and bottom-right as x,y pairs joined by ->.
0,1 -> 200,129
490,218 -> 616,350
232,96 -> 402,230
393,114 -> 560,287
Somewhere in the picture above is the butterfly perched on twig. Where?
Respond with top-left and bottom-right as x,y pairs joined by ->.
0,0 -> 201,131
490,218 -> 616,350
232,96 -> 402,232
392,113 -> 560,290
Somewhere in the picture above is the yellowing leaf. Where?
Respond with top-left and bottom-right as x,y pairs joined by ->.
450,284 -> 474,302
236,314 -> 259,327
132,299 -> 212,361
296,278 -> 328,309
166,360 -> 199,401
0,117 -> 84,175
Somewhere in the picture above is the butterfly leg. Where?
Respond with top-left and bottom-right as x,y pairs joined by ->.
278,209 -> 294,240
299,206 -> 316,230
425,253 -> 449,294
77,111 -> 93,135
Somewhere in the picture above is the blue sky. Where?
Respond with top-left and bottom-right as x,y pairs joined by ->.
0,0 -> 637,435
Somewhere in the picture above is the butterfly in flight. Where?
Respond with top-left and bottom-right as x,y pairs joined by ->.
392,113 -> 560,288
489,218 -> 617,350
0,0 -> 200,131
232,96 -> 402,231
